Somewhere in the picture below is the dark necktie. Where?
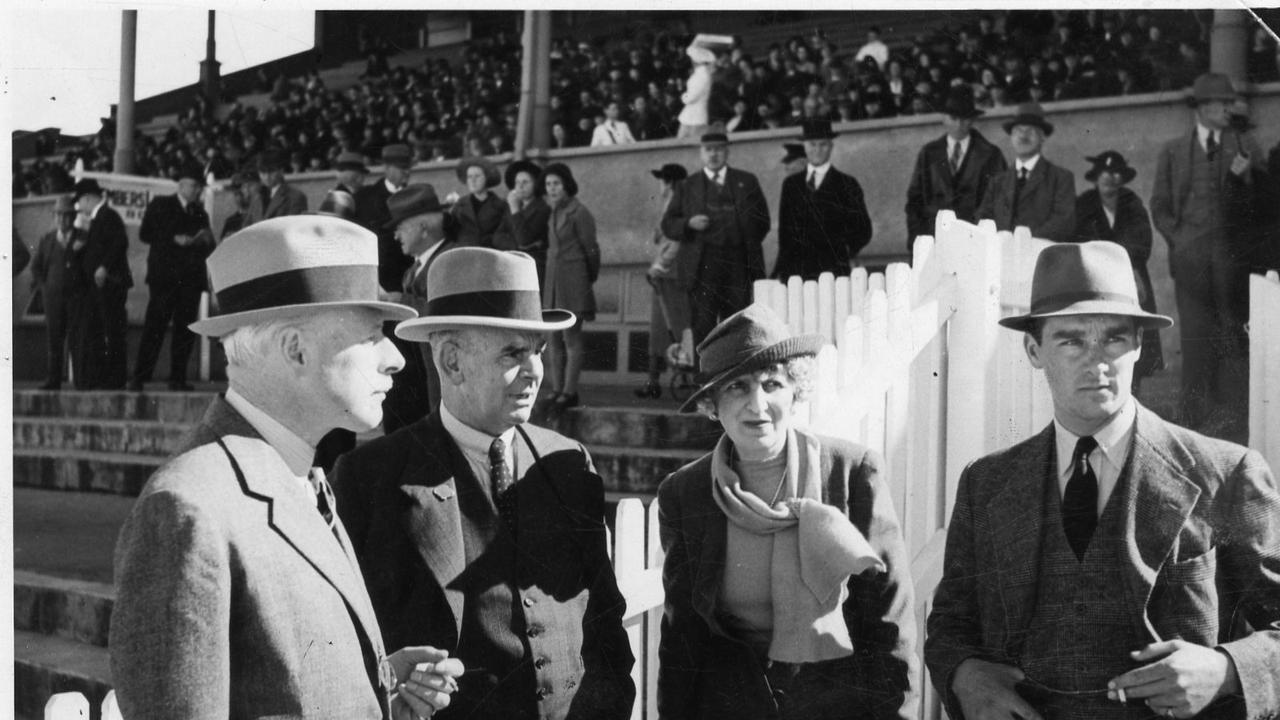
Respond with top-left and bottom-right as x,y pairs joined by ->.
1011,167 -> 1029,225
1206,132 -> 1218,160
308,466 -> 338,533
807,170 -> 818,192
1062,436 -> 1099,560
950,142 -> 963,173
403,259 -> 422,293
489,436 -> 517,533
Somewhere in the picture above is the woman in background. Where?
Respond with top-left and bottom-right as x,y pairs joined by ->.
542,163 -> 600,414
450,156 -> 506,248
495,160 -> 550,286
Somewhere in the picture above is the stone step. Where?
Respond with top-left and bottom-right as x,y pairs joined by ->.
13,417 -> 192,457
15,571 -> 115,648
587,445 -> 703,495
13,389 -> 214,423
14,630 -> 113,720
13,451 -> 164,496
554,406 -> 719,452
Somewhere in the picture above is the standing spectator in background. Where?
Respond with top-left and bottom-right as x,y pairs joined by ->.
662,131 -> 770,345
449,157 -> 506,248
638,163 -> 694,400
977,102 -> 1076,241
494,160 -> 551,285
774,119 -> 872,280
73,178 -> 132,389
356,144 -> 415,293
591,100 -> 637,146
1073,151 -> 1164,391
905,88 -> 1008,249
332,150 -> 367,196
854,26 -> 890,70
679,46 -> 716,139
631,94 -> 667,141
130,166 -> 214,392
542,163 -> 600,415
1150,73 -> 1261,437
219,171 -> 262,240
30,195 -> 78,390
258,149 -> 309,219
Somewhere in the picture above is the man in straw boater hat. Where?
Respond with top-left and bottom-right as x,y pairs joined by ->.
773,117 -> 872,281
1150,72 -> 1263,438
904,85 -> 1008,249
111,216 -> 463,720
975,101 -> 1076,242
331,247 -> 636,720
926,241 -> 1280,720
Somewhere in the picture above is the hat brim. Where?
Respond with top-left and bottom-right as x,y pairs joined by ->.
1002,118 -> 1054,136
677,334 -> 827,413
395,309 -> 577,341
1085,167 -> 1136,183
998,301 -> 1173,332
190,301 -> 417,338
799,132 -> 838,141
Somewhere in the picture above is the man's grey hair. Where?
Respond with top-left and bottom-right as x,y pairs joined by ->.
220,314 -> 326,369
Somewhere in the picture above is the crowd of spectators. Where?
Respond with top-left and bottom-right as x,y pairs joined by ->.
12,9 -> 1279,196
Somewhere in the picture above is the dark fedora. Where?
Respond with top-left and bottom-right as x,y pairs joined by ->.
335,151 -> 369,173
175,163 -> 205,183
258,149 -> 289,172
678,303 -> 826,413
1002,102 -> 1054,136
998,241 -> 1173,332
53,195 -> 76,214
650,163 -> 689,183
317,189 -> 357,221
1084,151 -> 1137,184
381,144 -> 414,168
72,178 -> 104,201
700,131 -> 730,146
456,156 -> 502,188
384,185 -> 445,229
505,159 -> 544,191
798,118 -> 838,141
781,143 -> 806,164
395,247 -> 576,339
940,87 -> 984,119
1186,72 -> 1236,107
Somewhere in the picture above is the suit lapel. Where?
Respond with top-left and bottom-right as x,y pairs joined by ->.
264,188 -> 284,218
988,423 -> 1054,643
688,472 -> 729,633
1022,160 -> 1047,199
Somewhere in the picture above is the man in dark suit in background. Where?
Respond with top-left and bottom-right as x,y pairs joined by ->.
926,242 -> 1280,720
30,195 -> 80,390
661,130 -> 771,345
258,149 -> 309,219
773,118 -> 872,280
976,102 -> 1075,242
73,178 -> 133,389
333,247 -> 635,720
357,144 -> 416,293
130,165 -> 215,391
905,88 -> 1008,249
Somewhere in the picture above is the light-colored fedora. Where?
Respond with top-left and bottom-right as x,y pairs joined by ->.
395,247 -> 575,340
189,215 -> 416,337
998,241 -> 1173,332
1186,73 -> 1236,106
678,303 -> 826,413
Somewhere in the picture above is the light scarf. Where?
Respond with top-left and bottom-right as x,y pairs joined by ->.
711,427 -> 886,663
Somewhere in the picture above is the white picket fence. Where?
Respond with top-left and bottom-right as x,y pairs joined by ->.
1250,271 -> 1280,472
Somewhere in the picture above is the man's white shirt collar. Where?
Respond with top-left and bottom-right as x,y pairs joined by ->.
704,167 -> 725,183
440,402 -> 517,487
385,178 -> 402,194
225,387 -> 315,493
1016,155 -> 1041,174
947,135 -> 970,157
1196,123 -> 1220,152
1053,397 -> 1137,515
410,239 -> 446,281
807,162 -> 832,187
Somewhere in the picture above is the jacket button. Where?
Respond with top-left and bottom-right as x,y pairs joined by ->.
534,657 -> 548,669
523,597 -> 535,607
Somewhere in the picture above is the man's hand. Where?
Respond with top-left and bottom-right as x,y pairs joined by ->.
507,189 -> 522,212
1108,640 -> 1239,718
1229,153 -> 1251,177
389,646 -> 465,719
687,214 -> 710,231
174,234 -> 192,247
93,266 -> 107,288
379,289 -> 404,303
952,658 -> 1043,720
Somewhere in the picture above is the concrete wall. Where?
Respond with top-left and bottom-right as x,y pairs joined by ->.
13,84 -> 1279,379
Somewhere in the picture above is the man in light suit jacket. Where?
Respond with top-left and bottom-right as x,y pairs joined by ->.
926,241 -> 1280,720
1150,73 -> 1262,437
661,130 -> 771,345
905,87 -> 1008,249
258,148 -> 309,219
332,247 -> 636,720
110,216 -> 461,720
774,118 -> 872,281
976,102 -> 1075,242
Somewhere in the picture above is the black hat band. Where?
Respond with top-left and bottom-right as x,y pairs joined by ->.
214,265 -> 378,316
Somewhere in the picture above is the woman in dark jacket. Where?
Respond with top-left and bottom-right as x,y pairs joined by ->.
657,304 -> 919,720
542,163 -> 600,413
494,160 -> 551,286
449,156 -> 507,248
1073,150 -> 1164,387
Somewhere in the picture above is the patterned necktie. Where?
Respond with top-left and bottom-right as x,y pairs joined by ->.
1206,132 -> 1218,160
489,436 -> 517,533
950,142 -> 963,173
807,170 -> 818,192
1062,436 -> 1099,560
308,466 -> 337,531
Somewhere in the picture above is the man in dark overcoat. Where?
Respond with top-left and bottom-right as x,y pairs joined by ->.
72,178 -> 133,389
356,144 -> 415,292
976,102 -> 1076,242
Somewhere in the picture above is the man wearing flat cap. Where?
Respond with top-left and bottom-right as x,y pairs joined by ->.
774,118 -> 872,281
357,144 -> 416,293
905,87 -> 1008,249
926,241 -> 1280,720
258,148 -> 309,219
130,165 -> 214,392
1150,73 -> 1262,437
332,247 -> 636,720
72,177 -> 133,389
976,102 -> 1076,242
111,216 -> 463,720
662,131 -> 771,346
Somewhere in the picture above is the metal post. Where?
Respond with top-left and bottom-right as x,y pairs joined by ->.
200,10 -> 221,109
513,11 -> 536,158
113,10 -> 137,175
530,12 -> 552,154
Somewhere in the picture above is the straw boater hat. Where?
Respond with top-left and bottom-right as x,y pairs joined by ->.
998,241 -> 1173,333
395,247 -> 575,341
189,216 -> 416,337
678,303 -> 826,413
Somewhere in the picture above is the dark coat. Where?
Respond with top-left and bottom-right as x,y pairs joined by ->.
138,194 -> 213,288
31,228 -> 76,312
1150,129 -> 1262,262
450,191 -> 508,248
976,158 -> 1076,242
905,130 -> 1008,247
661,167 -> 771,284
774,166 -> 872,280
925,405 -> 1280,720
545,196 -> 600,318
331,413 -> 636,720
494,197 -> 551,284
355,179 -> 413,292
657,436 -> 919,720
262,182 -> 309,219
82,202 -> 133,290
